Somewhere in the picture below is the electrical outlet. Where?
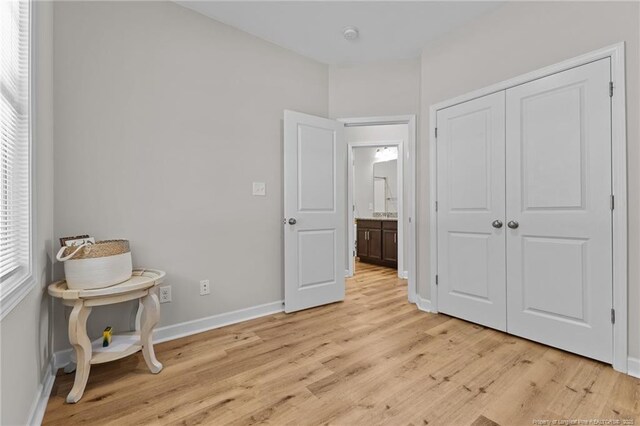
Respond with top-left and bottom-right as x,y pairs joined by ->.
200,279 -> 210,296
159,286 -> 171,303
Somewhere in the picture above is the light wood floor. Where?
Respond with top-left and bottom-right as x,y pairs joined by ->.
44,262 -> 639,425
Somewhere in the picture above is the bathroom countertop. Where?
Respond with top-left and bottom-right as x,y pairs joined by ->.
356,217 -> 398,221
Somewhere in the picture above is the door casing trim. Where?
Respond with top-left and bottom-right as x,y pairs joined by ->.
339,115 -> 417,304
428,43 -> 628,373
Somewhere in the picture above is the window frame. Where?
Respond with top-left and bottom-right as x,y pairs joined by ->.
0,0 -> 35,321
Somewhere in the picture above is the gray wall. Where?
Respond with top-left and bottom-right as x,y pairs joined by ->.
329,58 -> 421,119
0,2 -> 55,424
418,1 -> 640,358
52,1 -> 328,350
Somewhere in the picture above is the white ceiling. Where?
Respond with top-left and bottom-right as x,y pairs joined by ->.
177,1 -> 503,65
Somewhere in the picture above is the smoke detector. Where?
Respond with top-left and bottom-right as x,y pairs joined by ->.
343,26 -> 359,41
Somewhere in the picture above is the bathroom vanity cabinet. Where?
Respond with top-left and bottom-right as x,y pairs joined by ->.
356,219 -> 397,269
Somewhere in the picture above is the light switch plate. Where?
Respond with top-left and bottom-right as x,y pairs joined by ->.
252,182 -> 266,196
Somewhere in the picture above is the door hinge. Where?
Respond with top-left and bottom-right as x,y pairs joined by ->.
609,81 -> 614,98
435,201 -> 438,212
610,195 -> 615,210
353,250 -> 356,257
611,308 -> 616,324
435,275 -> 439,286
434,127 -> 438,138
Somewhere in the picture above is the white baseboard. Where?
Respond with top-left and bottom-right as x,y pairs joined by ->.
153,300 -> 284,343
628,357 -> 640,378
27,359 -> 57,426
53,347 -> 73,370
400,271 -> 408,279
415,296 -> 434,313
52,300 -> 284,370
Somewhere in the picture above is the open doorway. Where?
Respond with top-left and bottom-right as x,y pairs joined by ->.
349,142 -> 403,278
341,116 -> 416,303
283,111 -> 416,313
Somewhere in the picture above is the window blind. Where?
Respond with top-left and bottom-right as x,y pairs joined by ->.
0,0 -> 30,287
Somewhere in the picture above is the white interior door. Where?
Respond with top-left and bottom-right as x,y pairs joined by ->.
284,110 -> 345,313
436,91 -> 507,331
505,58 -> 613,362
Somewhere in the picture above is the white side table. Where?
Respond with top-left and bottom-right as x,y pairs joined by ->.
48,269 -> 165,403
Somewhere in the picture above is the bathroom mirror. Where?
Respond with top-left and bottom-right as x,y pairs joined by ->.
373,159 -> 397,214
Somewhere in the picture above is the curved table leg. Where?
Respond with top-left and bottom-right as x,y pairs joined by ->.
141,289 -> 163,373
134,300 -> 143,332
67,301 -> 92,403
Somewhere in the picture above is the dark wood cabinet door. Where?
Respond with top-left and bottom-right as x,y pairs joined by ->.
357,228 -> 369,257
383,230 -> 397,262
356,220 -> 397,268
368,229 -> 382,260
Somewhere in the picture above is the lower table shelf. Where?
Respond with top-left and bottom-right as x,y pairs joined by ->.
91,332 -> 142,365
70,332 -> 143,365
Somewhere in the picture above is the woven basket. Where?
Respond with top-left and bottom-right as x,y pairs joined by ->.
59,240 -> 130,259
56,240 -> 133,290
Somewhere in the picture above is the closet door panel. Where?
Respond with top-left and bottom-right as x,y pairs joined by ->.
505,58 -> 613,362
436,91 -> 507,331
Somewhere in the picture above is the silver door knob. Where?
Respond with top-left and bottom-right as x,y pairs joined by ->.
492,220 -> 503,229
507,220 -> 519,229
288,218 -> 297,225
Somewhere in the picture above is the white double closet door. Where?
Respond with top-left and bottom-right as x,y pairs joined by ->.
436,58 -> 613,363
